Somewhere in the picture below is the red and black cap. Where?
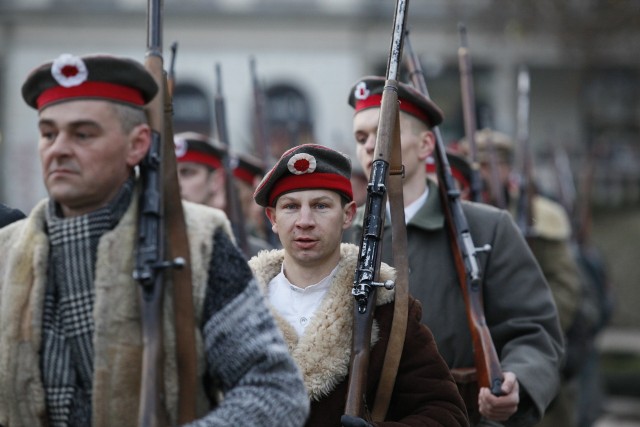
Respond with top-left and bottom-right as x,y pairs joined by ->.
174,132 -> 226,170
446,150 -> 472,192
233,153 -> 266,186
348,75 -> 444,127
253,144 -> 353,207
424,151 -> 472,191
21,53 -> 158,110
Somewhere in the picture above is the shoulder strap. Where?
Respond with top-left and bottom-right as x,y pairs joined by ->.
162,77 -> 198,424
371,110 -> 409,422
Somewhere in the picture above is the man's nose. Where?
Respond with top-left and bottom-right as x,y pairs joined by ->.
296,206 -> 314,227
47,132 -> 73,156
364,133 -> 376,153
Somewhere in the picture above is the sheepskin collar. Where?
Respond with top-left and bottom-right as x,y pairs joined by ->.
0,195 -> 225,426
249,243 -> 395,401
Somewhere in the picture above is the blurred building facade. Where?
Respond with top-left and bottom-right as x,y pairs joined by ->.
1,0 -> 640,326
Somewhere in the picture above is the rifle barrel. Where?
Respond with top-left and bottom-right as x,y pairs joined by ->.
139,1 -> 166,426
346,0 -> 409,418
457,24 -> 507,208
167,41 -> 178,97
213,63 -> 250,257
146,0 -> 162,56
249,57 -> 279,247
515,66 -> 535,235
405,29 -> 504,397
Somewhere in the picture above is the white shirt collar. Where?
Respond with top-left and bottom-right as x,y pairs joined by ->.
267,263 -> 339,336
386,187 -> 429,224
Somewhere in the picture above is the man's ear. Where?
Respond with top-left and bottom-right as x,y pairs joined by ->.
342,200 -> 357,229
126,124 -> 152,167
418,130 -> 436,161
265,206 -> 278,233
210,168 -> 226,192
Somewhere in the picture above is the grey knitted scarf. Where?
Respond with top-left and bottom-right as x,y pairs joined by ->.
42,178 -> 134,427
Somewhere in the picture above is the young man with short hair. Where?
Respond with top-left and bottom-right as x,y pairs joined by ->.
249,143 -> 469,427
347,76 -> 564,426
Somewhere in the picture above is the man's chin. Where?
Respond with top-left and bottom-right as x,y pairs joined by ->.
47,186 -> 76,202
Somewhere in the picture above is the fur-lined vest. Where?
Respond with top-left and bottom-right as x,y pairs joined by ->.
0,197 -> 231,427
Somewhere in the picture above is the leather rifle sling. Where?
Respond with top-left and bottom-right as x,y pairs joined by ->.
162,76 -> 198,424
371,105 -> 410,421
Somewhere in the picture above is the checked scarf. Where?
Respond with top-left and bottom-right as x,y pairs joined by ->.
42,178 -> 134,427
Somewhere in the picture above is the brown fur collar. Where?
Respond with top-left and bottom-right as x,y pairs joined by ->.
248,243 -> 395,401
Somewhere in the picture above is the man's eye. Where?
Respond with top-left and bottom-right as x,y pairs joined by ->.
41,132 -> 56,141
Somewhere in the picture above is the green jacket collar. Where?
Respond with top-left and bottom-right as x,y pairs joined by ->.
354,179 -> 445,231
408,179 -> 445,230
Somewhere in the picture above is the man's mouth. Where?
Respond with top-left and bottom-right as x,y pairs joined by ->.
296,237 -> 315,242
294,237 -> 317,249
49,168 -> 76,177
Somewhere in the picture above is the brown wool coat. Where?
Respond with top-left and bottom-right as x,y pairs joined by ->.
249,243 -> 469,427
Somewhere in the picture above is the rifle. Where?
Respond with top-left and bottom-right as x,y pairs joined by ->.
167,41 -> 178,98
514,66 -> 535,238
346,0 -> 410,420
249,56 -> 273,168
404,30 -> 504,400
136,0 -> 197,424
213,63 -> 250,257
457,24 -> 506,209
573,145 -> 597,247
551,142 -> 577,219
249,57 -> 279,247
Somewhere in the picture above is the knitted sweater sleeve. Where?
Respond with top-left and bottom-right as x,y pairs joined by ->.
185,229 -> 309,427
0,203 -> 26,228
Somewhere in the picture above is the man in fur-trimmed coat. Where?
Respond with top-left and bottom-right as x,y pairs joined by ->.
0,53 -> 309,427
250,143 -> 469,427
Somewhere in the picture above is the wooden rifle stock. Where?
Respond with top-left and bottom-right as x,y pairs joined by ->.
346,0 -> 409,418
137,0 -> 197,424
404,30 -> 504,397
458,24 -> 506,209
138,3 -> 167,424
213,63 -> 250,257
574,146 -> 597,246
